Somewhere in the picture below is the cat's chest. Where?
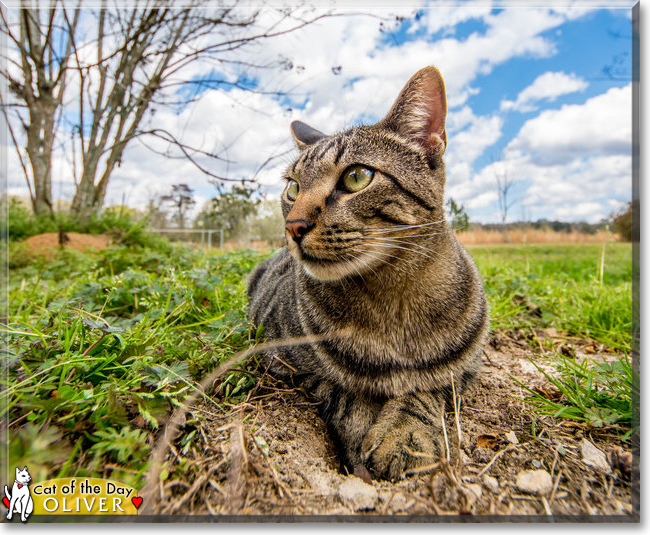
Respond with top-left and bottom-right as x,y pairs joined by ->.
305,284 -> 441,353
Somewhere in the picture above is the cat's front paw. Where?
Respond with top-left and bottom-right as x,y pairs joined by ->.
361,412 -> 442,480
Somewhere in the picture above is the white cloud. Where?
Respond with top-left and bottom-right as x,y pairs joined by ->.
447,113 -> 502,165
6,3 -> 615,226
464,190 -> 498,211
97,6 -> 587,212
408,1 -> 492,37
240,5 -> 586,126
468,85 -> 633,223
500,71 -> 589,112
505,84 -> 631,164
553,202 -> 606,221
103,87 -> 298,210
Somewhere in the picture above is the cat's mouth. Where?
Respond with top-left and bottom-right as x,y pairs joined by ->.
293,246 -> 375,282
300,251 -> 340,264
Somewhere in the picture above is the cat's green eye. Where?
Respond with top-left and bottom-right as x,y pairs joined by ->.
341,165 -> 374,193
286,179 -> 300,201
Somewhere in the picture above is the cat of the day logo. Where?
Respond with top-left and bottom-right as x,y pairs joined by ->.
3,467 -> 142,521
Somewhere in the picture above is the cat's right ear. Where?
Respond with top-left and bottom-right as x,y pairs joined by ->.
15,467 -> 20,477
290,120 -> 326,150
379,66 -> 447,158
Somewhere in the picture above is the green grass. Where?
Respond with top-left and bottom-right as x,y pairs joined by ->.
1,242 -> 271,485
511,352 -> 638,439
1,239 -> 634,486
469,242 -> 635,436
470,243 -> 633,351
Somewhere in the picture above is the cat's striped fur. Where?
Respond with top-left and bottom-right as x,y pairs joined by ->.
247,67 -> 489,480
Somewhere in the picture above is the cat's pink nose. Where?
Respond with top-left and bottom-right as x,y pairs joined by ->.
285,220 -> 313,242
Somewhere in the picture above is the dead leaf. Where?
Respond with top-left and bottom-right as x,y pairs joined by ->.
353,464 -> 372,484
532,386 -> 563,402
609,446 -> 632,479
583,344 -> 597,354
558,344 -> 575,358
476,434 -> 500,450
557,421 -> 587,430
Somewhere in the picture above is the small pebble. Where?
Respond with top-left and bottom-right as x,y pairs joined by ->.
338,477 -> 378,511
505,430 -> 519,444
580,438 -> 612,474
515,469 -> 553,495
483,475 -> 500,493
465,483 -> 483,506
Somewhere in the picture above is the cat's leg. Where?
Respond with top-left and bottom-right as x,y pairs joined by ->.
361,391 -> 446,480
7,494 -> 16,520
20,497 -> 28,522
308,378 -> 382,467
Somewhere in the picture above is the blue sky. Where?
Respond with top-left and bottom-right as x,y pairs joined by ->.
3,1 -> 636,224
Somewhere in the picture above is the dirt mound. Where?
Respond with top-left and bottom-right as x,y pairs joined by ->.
24,232 -> 111,258
150,332 -> 636,519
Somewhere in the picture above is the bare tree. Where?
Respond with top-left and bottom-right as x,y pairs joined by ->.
1,2 -> 81,216
162,183 -> 195,230
0,1 -> 335,219
493,161 -> 517,243
144,195 -> 169,229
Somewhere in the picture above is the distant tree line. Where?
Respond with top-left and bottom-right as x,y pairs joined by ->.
470,219 -> 609,235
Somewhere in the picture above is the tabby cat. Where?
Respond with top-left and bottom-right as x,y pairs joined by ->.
247,67 -> 489,480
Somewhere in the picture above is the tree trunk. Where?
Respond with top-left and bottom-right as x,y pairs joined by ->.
70,140 -> 124,220
26,99 -> 56,217
70,162 -> 102,220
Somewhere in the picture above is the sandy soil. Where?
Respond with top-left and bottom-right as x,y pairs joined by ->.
23,232 -> 111,258
148,331 -> 637,520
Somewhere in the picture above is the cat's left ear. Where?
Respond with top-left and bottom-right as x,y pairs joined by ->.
290,120 -> 326,150
379,66 -> 447,157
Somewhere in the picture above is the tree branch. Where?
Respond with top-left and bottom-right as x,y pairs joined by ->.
0,91 -> 34,205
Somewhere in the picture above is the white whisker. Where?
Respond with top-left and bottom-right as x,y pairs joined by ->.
347,251 -> 380,279
342,252 -> 367,284
368,231 -> 449,239
370,237 -> 444,255
367,242 -> 438,262
366,241 -> 449,263
353,248 -> 408,274
369,219 -> 447,234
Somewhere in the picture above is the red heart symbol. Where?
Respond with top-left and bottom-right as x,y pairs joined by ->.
2,497 -> 9,508
131,496 -> 143,510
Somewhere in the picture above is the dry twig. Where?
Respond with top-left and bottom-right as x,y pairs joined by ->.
449,371 -> 463,469
549,469 -> 563,503
477,443 -> 524,477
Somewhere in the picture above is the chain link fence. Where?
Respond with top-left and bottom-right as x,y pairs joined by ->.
148,228 -> 224,248
148,228 -> 281,250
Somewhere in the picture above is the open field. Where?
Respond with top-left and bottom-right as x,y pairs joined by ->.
0,238 -> 636,516
456,229 -> 614,245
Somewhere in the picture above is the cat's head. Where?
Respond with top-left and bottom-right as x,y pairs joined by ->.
15,467 -> 31,485
282,67 -> 449,281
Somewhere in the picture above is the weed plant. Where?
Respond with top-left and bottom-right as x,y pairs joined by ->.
2,241 -> 271,485
471,243 -> 632,351
1,240 -> 633,485
471,243 -> 634,438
